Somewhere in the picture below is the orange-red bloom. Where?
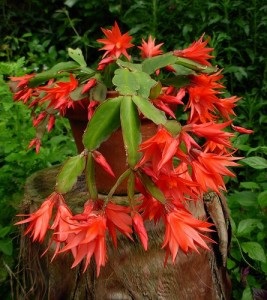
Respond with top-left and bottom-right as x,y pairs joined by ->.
105,202 -> 133,247
97,21 -> 134,60
173,34 -> 214,66
16,192 -> 62,242
138,36 -> 164,58
185,121 -> 234,148
60,203 -> 107,276
162,208 -> 213,262
49,198 -> 74,259
190,149 -> 240,193
132,212 -> 148,250
28,137 -> 41,153
137,127 -> 179,174
39,74 -> 79,114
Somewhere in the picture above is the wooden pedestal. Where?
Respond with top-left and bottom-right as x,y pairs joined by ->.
15,166 -> 231,300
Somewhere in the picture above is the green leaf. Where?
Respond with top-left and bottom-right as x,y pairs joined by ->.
138,173 -> 166,203
142,52 -> 177,74
90,82 -> 107,102
133,71 -> 157,98
241,286 -> 253,300
83,97 -> 122,150
226,258 -> 236,269
168,64 -> 196,76
112,68 -> 140,95
258,190 -> 267,208
120,96 -> 141,167
28,61 -> 79,87
68,48 -> 87,67
70,85 -> 86,101
176,57 -> 218,73
86,153 -> 98,200
56,154 -> 86,194
240,156 -> 267,169
116,59 -> 142,72
228,191 -> 257,207
0,239 -> 13,256
237,219 -> 263,237
161,75 -> 190,88
241,242 -> 266,263
0,227 -> 11,238
132,95 -> 166,125
149,81 -> 162,99
239,181 -> 260,189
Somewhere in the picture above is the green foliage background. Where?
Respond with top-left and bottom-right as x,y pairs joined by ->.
0,0 -> 266,299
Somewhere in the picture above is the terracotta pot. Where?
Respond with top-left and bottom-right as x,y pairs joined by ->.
65,92 -> 158,195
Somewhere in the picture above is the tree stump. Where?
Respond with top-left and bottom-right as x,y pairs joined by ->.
15,166 -> 232,300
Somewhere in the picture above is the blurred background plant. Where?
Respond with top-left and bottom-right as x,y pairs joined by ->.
0,0 -> 266,299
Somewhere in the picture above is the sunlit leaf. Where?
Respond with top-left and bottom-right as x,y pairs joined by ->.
28,61 -> 79,87
112,68 -> 139,95
132,95 -> 166,125
138,173 -> 166,203
68,48 -> 87,67
120,96 -> 141,167
240,156 -> 267,169
241,242 -> 266,263
133,71 -> 156,98
142,52 -> 177,74
237,219 -> 263,237
83,97 -> 122,150
56,154 -> 86,193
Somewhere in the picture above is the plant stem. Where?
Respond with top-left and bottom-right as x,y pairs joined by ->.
103,168 -> 131,205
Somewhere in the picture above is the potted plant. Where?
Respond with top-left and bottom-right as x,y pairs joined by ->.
11,22 -> 252,277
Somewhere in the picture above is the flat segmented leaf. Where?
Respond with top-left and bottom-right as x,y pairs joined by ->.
82,96 -> 122,150
68,48 -> 87,67
112,68 -> 140,95
132,95 -> 166,125
139,173 -> 166,203
133,71 -> 156,98
56,154 -> 86,194
28,61 -> 79,87
142,52 -> 177,74
120,96 -> 141,167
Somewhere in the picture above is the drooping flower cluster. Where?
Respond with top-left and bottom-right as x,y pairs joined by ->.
13,22 -> 252,275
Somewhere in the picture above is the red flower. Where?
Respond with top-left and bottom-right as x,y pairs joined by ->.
39,74 -> 79,114
132,212 -> 148,250
15,192 -> 61,242
97,56 -> 116,71
49,198 -> 74,259
152,87 -> 184,118
137,194 -> 165,223
28,137 -> 41,153
105,202 -> 133,247
215,96 -> 239,120
97,22 -> 134,60
33,111 -> 47,127
10,74 -> 35,89
173,34 -> 214,66
162,208 -> 213,262
190,72 -> 224,90
138,36 -> 164,58
137,127 -> 179,174
190,149 -> 240,193
231,124 -> 254,134
60,204 -> 107,276
186,84 -> 218,123
185,121 -> 234,148
82,78 -> 97,94
47,114 -> 56,132
155,170 -> 199,203
92,150 -> 115,177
